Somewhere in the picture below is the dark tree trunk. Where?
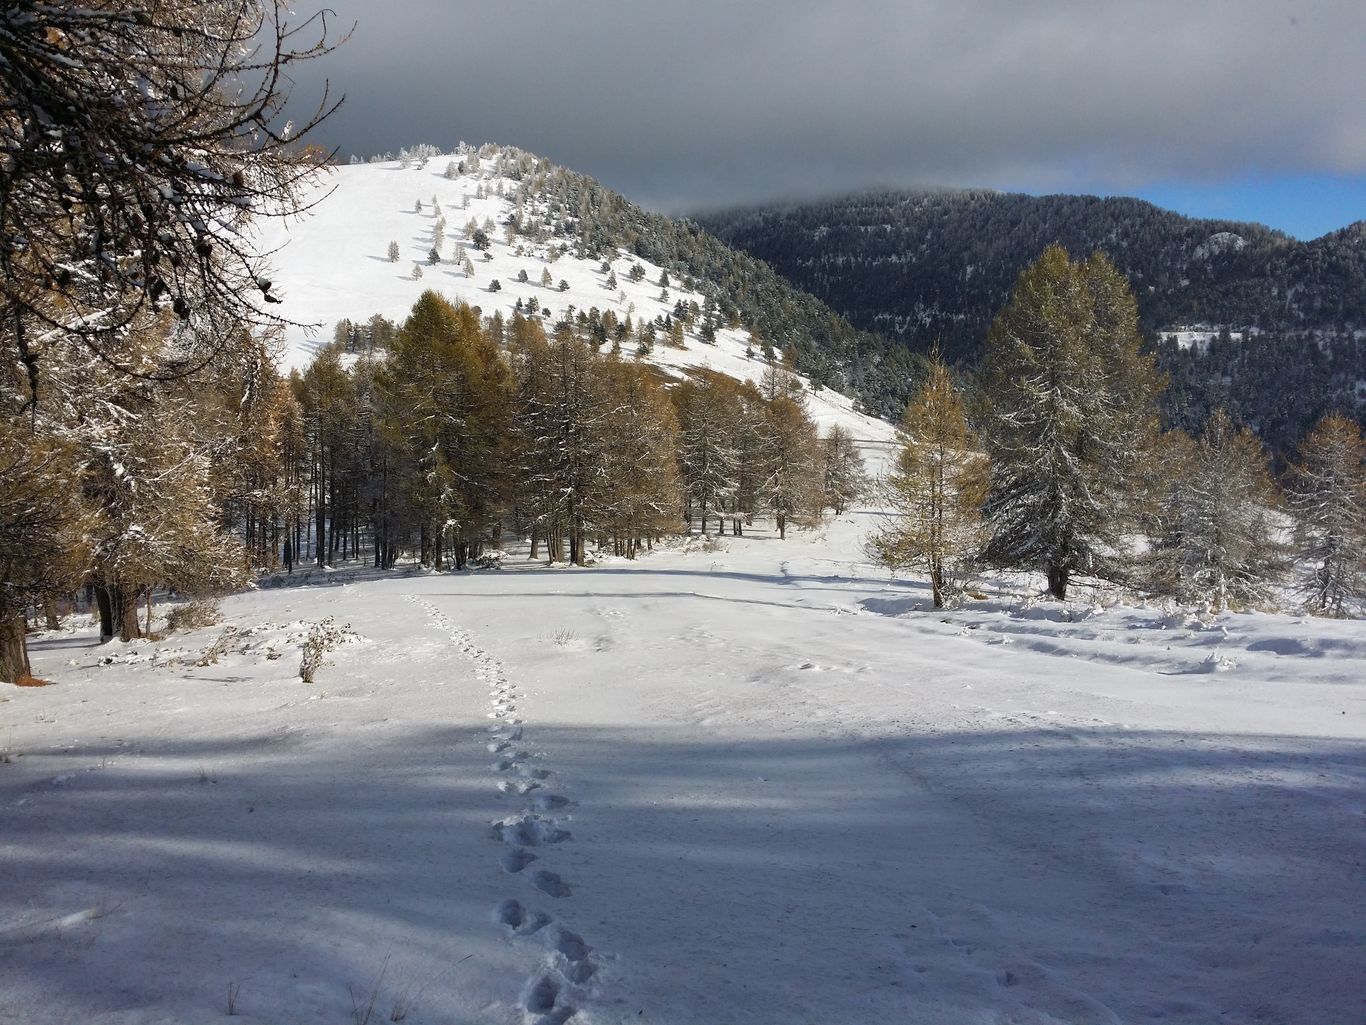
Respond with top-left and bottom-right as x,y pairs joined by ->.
1046,563 -> 1070,601
94,583 -> 115,642
0,605 -> 31,683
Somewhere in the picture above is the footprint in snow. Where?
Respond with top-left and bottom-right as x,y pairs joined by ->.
549,926 -> 590,962
501,848 -> 537,873
524,973 -> 575,1023
490,814 -> 571,846
533,869 -> 573,898
494,898 -> 550,936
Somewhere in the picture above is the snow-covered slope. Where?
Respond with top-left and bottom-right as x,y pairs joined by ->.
252,147 -> 897,450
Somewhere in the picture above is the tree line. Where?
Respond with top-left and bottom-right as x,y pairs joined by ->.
1,0 -> 343,683
871,245 -> 1366,616
0,289 -> 869,681
295,293 -> 866,571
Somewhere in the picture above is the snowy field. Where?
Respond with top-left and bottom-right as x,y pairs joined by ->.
4,506 -> 1365,1025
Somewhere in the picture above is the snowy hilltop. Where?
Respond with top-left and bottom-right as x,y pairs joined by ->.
253,142 -> 915,424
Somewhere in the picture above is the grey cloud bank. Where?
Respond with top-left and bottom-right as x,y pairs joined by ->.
286,1 -> 1366,214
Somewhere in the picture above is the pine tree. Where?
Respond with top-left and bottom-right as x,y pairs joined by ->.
674,379 -> 739,534
589,359 -> 681,557
1148,412 -> 1284,611
1289,413 -> 1366,616
869,361 -> 989,607
387,240 -> 400,262
821,424 -> 868,516
376,293 -> 512,569
0,422 -> 87,681
981,245 -> 1164,599
760,395 -> 822,539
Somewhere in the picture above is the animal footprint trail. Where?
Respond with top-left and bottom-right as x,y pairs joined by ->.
406,594 -> 600,1021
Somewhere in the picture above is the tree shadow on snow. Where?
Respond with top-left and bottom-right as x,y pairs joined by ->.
3,721 -> 1362,1024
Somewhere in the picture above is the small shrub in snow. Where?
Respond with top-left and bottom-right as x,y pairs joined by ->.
300,617 -> 348,684
165,598 -> 221,633
195,626 -> 239,667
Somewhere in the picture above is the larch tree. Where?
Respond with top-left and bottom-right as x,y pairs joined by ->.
868,360 -> 989,608
981,245 -> 1164,599
377,292 -> 511,569
821,424 -> 868,516
1288,413 -> 1366,617
760,394 -> 822,540
0,0 -> 344,403
591,358 -> 682,557
0,420 -> 88,681
674,378 -> 740,535
1148,411 -> 1284,612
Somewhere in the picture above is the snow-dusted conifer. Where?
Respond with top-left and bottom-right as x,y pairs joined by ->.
1289,413 -> 1366,616
0,0 -> 342,399
387,240 -> 400,262
1148,412 -> 1284,612
981,245 -> 1163,599
821,424 -> 868,517
760,396 -> 822,539
673,379 -> 739,534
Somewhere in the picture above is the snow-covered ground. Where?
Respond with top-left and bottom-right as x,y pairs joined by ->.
5,508 -> 1364,1025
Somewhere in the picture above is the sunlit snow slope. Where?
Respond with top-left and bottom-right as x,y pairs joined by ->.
252,147 -> 897,452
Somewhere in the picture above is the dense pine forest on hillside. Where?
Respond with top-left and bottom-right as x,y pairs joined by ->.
697,190 -> 1366,449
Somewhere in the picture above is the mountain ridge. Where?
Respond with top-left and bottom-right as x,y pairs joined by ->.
695,186 -> 1366,454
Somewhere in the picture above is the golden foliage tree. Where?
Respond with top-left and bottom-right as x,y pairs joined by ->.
869,360 -> 989,608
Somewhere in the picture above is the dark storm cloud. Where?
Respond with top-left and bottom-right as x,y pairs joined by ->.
285,1 -> 1366,211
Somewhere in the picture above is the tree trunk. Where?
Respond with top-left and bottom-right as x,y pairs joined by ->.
43,597 -> 60,631
0,605 -> 31,683
1046,563 -> 1069,601
94,583 -> 115,642
118,586 -> 141,642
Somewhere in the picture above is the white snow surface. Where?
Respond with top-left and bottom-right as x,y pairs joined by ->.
251,153 -> 897,448
6,512 -> 1365,1025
